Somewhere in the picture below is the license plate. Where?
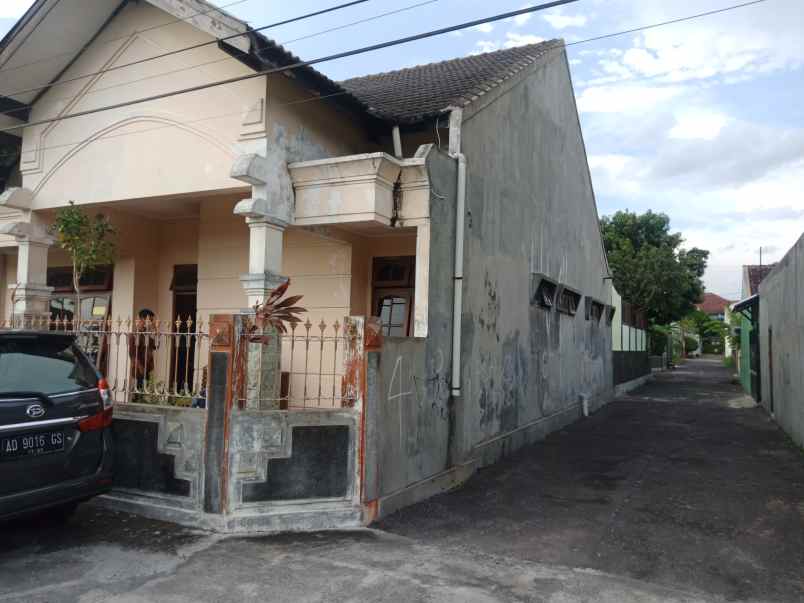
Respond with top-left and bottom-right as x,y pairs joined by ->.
0,430 -> 65,460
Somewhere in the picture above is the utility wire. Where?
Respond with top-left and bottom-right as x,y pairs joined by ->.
0,0 -> 373,105
16,91 -> 355,158
1,0 -> 772,138
0,0 -> 578,133
0,0 -> 440,119
0,0 -> 253,76
564,0 -> 770,48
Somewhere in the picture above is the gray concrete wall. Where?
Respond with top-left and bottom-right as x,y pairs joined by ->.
227,408 -> 360,511
110,405 -> 206,511
367,150 -> 458,501
759,232 -> 804,446
457,48 -> 613,465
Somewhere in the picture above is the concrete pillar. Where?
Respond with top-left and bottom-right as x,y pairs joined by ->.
231,152 -> 293,409
0,220 -> 54,326
230,152 -> 292,307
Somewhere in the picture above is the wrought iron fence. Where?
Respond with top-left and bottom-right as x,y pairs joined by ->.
235,315 -> 355,410
1,315 -> 209,407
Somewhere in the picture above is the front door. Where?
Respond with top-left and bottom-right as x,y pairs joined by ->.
170,265 -> 198,394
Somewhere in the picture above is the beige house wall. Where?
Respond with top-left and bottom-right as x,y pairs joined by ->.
18,0 -> 373,213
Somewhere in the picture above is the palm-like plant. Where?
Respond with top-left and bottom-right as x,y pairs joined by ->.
250,279 -> 306,341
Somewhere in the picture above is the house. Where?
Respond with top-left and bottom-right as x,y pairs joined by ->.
694,292 -> 733,355
0,0 -> 614,530
696,292 -> 733,321
755,237 -> 804,446
732,264 -> 777,400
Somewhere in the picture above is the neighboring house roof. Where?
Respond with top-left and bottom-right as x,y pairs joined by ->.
744,264 -> 777,296
696,293 -> 734,316
339,41 -> 560,124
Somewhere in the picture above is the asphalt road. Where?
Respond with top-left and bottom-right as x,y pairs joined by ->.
1,358 -> 802,602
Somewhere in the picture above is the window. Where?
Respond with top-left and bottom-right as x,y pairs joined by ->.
372,257 -> 415,337
47,265 -> 114,293
531,274 -> 558,309
585,297 -> 605,322
557,286 -> 581,316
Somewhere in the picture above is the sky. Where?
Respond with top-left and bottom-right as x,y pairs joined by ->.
2,0 -> 803,300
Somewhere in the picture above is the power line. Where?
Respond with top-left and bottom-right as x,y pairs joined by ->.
1,0 -> 440,119
16,90 -> 354,158
0,0 -> 374,106
1,0 -> 772,138
0,0 -> 253,76
564,0 -> 770,49
0,0 -> 579,133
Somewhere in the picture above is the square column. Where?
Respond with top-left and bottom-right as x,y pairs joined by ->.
0,221 -> 54,326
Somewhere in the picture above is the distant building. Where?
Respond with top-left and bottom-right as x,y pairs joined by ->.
695,292 -> 733,355
733,264 -> 777,400
696,292 -> 734,322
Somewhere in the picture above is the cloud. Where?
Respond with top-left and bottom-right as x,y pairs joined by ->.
0,1 -> 31,19
543,12 -> 588,30
576,84 -> 682,114
472,23 -> 494,34
668,110 -> 730,141
512,4 -> 534,27
471,32 -> 545,55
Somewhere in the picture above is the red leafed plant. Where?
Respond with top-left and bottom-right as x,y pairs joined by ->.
251,279 -> 306,339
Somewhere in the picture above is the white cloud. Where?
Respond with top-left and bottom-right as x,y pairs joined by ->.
0,0 -> 32,18
669,111 -> 730,141
513,5 -> 534,27
543,12 -> 588,30
504,33 -> 545,49
576,84 -> 682,114
472,23 -> 494,34
471,32 -> 545,55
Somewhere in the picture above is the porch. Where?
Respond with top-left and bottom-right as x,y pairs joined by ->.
0,146 -> 441,531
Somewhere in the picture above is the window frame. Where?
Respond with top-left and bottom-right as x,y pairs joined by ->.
556,285 -> 582,317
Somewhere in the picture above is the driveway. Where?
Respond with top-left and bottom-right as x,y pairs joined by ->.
2,358 -> 803,602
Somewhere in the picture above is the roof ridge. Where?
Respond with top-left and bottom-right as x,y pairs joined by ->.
340,39 -> 563,84
339,39 -> 564,123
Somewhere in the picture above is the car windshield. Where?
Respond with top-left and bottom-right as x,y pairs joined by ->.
0,336 -> 96,396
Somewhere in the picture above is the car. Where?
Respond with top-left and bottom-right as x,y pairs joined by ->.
0,330 -> 113,521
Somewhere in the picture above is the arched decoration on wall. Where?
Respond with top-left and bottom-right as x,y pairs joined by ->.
33,113 -> 237,196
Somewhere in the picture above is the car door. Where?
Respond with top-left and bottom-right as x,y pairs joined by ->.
0,334 -> 105,497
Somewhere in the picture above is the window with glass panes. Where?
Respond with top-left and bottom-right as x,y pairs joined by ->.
372,257 -> 415,337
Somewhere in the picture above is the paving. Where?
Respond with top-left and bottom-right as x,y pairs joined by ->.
1,358 -> 803,602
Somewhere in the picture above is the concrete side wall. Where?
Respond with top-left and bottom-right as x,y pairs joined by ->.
458,49 -> 613,463
366,150 -> 457,501
759,233 -> 804,446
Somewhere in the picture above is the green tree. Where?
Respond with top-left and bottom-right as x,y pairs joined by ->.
601,211 -> 709,325
681,309 -> 727,343
51,202 -> 116,324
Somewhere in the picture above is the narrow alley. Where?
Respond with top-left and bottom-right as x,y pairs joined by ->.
2,359 -> 803,602
381,358 -> 804,602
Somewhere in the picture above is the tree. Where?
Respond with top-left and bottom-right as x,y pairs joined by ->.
600,210 -> 709,325
681,309 -> 727,343
51,202 -> 116,324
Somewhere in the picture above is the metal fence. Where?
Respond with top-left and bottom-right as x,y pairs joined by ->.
235,316 -> 355,410
1,316 -> 209,407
